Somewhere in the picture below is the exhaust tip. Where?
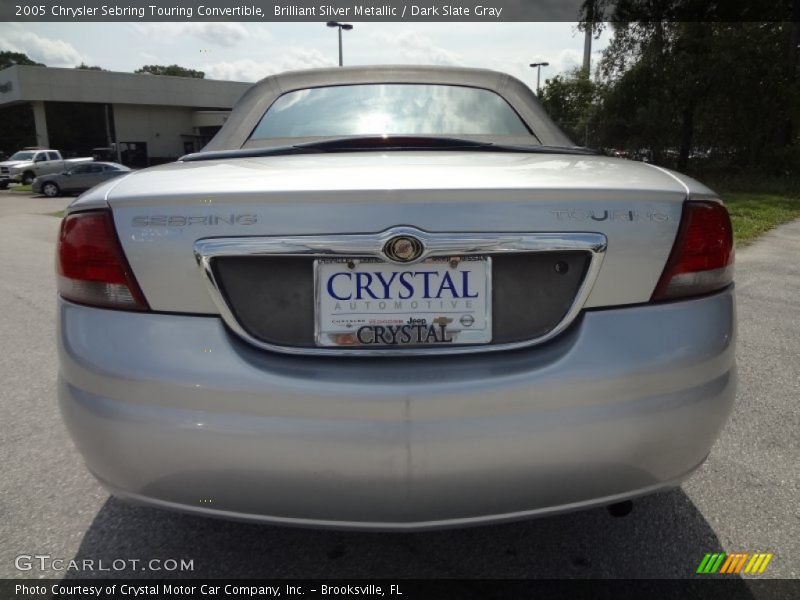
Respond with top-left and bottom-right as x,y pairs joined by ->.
607,500 -> 634,518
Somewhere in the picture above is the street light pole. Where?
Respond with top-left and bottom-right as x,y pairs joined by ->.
327,21 -> 353,66
529,61 -> 550,96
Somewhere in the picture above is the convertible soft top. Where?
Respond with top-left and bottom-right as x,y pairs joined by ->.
203,65 -> 575,151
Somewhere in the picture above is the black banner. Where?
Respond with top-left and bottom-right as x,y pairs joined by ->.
2,0 -> 799,22
3,579 -> 800,600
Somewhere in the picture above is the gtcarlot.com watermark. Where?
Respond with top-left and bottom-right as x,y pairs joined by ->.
15,554 -> 194,573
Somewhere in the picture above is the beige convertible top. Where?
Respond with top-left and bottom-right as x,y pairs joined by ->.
203,65 -> 575,151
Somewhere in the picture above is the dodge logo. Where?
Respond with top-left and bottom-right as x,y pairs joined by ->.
383,235 -> 424,263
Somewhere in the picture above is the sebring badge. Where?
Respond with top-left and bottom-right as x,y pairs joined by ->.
383,235 -> 424,263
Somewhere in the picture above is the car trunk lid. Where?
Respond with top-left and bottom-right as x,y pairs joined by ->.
100,151 -> 688,352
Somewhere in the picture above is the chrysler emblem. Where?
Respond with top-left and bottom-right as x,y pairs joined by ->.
383,235 -> 424,263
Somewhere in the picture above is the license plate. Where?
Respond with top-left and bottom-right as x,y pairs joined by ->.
314,256 -> 491,347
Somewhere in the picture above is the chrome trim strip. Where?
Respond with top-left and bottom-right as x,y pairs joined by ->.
194,227 -> 607,357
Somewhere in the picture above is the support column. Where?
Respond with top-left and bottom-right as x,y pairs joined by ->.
31,101 -> 49,148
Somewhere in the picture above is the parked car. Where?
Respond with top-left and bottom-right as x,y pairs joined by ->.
32,162 -> 130,197
56,66 -> 736,530
0,149 -> 93,187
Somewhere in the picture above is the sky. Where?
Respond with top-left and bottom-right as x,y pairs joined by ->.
2,22 -> 611,89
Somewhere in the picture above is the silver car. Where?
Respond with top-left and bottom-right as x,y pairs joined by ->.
33,162 -> 130,197
56,66 -> 736,530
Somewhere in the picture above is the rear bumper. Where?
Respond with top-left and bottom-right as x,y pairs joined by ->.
58,288 -> 736,530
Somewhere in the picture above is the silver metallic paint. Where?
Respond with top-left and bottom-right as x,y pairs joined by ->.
86,152 -> 695,313
57,67 -> 735,530
58,287 -> 736,530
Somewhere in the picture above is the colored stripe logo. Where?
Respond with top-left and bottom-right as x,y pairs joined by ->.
696,553 -> 773,574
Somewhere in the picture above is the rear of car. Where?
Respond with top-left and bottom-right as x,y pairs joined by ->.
56,67 -> 735,529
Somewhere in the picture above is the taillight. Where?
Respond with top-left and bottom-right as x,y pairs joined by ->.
57,210 -> 149,311
651,200 -> 734,301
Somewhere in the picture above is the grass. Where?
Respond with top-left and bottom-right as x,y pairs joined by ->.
10,184 -> 32,193
721,192 -> 800,246
48,210 -> 65,218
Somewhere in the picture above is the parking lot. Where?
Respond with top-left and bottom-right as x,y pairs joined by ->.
0,188 -> 798,580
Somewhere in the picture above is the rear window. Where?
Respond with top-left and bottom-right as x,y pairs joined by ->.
249,84 -> 532,139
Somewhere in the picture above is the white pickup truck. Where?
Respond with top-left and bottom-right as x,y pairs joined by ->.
0,149 -> 93,188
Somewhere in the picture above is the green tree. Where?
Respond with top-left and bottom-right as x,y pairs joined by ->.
577,6 -> 799,174
593,22 -> 709,168
539,68 -> 602,146
0,50 -> 44,70
134,64 -> 204,78
75,63 -> 106,71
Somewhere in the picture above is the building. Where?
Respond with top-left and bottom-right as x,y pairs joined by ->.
0,65 -> 252,166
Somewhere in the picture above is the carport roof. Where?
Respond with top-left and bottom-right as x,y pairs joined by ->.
0,65 -> 251,109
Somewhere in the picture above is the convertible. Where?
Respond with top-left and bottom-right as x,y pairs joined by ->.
57,66 -> 735,529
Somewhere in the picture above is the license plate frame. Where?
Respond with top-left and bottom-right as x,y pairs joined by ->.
313,256 -> 492,348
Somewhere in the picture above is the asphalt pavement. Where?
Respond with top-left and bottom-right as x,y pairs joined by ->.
0,188 -> 797,580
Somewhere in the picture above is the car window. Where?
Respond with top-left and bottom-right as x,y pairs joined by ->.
34,153 -> 47,162
249,84 -> 532,139
69,165 -> 90,174
47,152 -> 59,161
9,151 -> 35,161
87,164 -> 103,173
